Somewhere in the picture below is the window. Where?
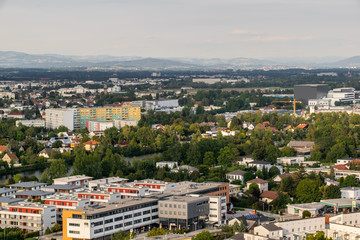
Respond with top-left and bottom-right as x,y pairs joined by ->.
134,219 -> 142,224
115,224 -> 123,229
69,223 -> 80,227
94,229 -> 103,234
143,210 -> 150,215
134,212 -> 141,217
69,231 -> 80,234
93,221 -> 103,227
105,219 -> 113,224
124,221 -> 132,226
105,226 -> 113,231
143,217 -> 150,222
115,216 -> 123,221
124,214 -> 132,219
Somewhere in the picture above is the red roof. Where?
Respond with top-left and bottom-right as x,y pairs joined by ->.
83,140 -> 100,145
248,178 -> 268,184
260,191 -> 281,200
8,112 -> 24,116
333,164 -> 346,170
0,146 -> 7,152
295,124 -> 308,129
5,152 -> 19,161
277,173 -> 297,180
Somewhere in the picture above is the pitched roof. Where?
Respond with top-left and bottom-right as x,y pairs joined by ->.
295,124 -> 308,129
333,164 -> 347,170
0,145 -> 7,152
4,152 -> 19,161
83,140 -> 100,145
261,223 -> 283,231
276,173 -> 297,180
227,169 -> 246,176
260,191 -> 280,200
248,178 -> 268,184
249,160 -> 270,165
287,140 -> 314,148
8,112 -> 24,116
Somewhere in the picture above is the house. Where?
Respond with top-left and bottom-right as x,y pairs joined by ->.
228,212 -> 270,232
2,152 -> 19,166
273,173 -> 297,183
229,184 -> 242,197
325,178 -> 340,186
340,187 -> 360,199
156,161 -> 178,169
276,156 -> 305,166
171,165 -> 199,174
337,158 -> 356,165
260,191 -> 283,203
9,182 -> 47,191
226,170 -> 246,183
247,178 -> 268,192
254,223 -> 283,238
38,148 -> 52,158
242,122 -> 256,130
247,160 -> 273,171
237,155 -> 254,166
7,112 -> 25,119
287,140 -> 314,155
83,140 -> 100,151
294,124 -> 309,130
0,145 -> 7,154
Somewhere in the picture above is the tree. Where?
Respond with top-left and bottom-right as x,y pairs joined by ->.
264,145 -> 280,164
280,176 -> 296,196
13,174 -> 22,183
268,166 -> 280,178
248,183 -> 260,199
232,221 -> 246,233
296,179 -> 323,203
192,231 -> 215,240
218,147 -> 233,167
47,159 -> 68,180
323,185 -> 341,199
146,228 -> 169,237
302,210 -> 311,218
51,223 -> 61,232
40,171 -> 49,183
56,125 -> 69,133
52,140 -> 63,148
203,151 -> 215,166
305,231 -> 332,240
281,147 -> 297,157
45,227 -> 51,234
271,191 -> 291,210
243,171 -> 255,183
111,230 -> 135,240
340,175 -> 359,188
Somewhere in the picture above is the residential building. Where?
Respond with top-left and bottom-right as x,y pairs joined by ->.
83,140 -> 100,151
145,99 -> 179,110
133,179 -> 176,192
208,195 -> 227,226
276,156 -> 305,165
337,158 -> 357,165
9,182 -> 47,191
0,92 -> 15,99
86,120 -> 114,132
41,185 -> 82,194
0,197 -> 23,207
0,188 -> 17,197
260,191 -> 283,203
247,161 -> 273,171
287,140 -> 315,155
156,161 -> 178,169
113,119 -> 137,129
229,184 -> 241,197
14,190 -> 52,200
38,148 -> 52,158
78,105 -> 141,129
0,145 -> 7,153
7,112 -> 25,119
2,152 -> 19,166
0,202 -> 56,234
45,108 -> 79,131
89,177 -> 128,191
275,217 -> 326,240
16,119 -> 45,127
226,170 -> 246,183
171,165 -> 199,174
254,223 -> 283,239
104,184 -> 149,198
273,173 -> 297,183
340,187 -> 360,199
62,197 -> 159,240
247,178 -> 268,193
53,175 -> 93,187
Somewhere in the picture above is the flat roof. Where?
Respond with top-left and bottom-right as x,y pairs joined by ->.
340,187 -> 360,191
0,188 -> 18,194
15,190 -> 53,197
53,175 -> 93,182
0,197 -> 23,204
10,182 -> 47,188
42,184 -> 82,190
159,195 -> 209,203
320,198 -> 360,207
161,181 -> 226,196
78,197 -> 159,215
288,202 -> 325,210
89,177 -> 128,184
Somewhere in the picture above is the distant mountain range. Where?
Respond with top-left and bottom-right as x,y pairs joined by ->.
0,51 -> 359,70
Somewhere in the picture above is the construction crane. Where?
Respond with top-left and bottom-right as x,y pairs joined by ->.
273,99 -> 302,115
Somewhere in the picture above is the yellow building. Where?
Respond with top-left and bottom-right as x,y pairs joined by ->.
78,105 -> 141,129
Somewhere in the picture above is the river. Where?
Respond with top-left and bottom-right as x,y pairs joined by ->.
0,153 -> 158,183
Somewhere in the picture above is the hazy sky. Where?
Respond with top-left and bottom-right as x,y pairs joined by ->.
0,0 -> 359,59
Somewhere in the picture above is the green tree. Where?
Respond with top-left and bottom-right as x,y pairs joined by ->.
51,223 -> 62,232
232,221 -> 246,233
111,230 -> 135,240
281,147 -> 297,157
146,228 -> 169,237
280,176 -> 296,196
323,185 -> 341,199
271,191 -> 291,210
218,146 -> 233,167
203,151 -> 215,166
40,171 -> 49,183
13,174 -> 22,183
45,227 -> 51,235
47,159 -> 68,180
268,166 -> 280,178
192,231 -> 215,240
302,210 -> 311,218
52,140 -> 63,148
305,231 -> 331,240
296,179 -> 323,203
340,175 -> 359,188
243,171 -> 255,183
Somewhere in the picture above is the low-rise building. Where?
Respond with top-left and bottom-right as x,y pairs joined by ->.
275,217 -> 326,240
14,190 -> 52,200
276,156 -> 305,165
85,120 -> 114,132
2,152 -> 20,166
76,191 -> 123,204
53,175 -> 93,187
9,182 -> 47,191
83,140 -> 100,151
341,187 -> 360,199
247,161 -> 273,171
287,203 -> 326,217
134,179 -> 177,192
226,169 -> 246,184
247,178 -> 268,193
171,165 -> 199,174
156,161 -> 178,169
337,158 -> 357,165
0,202 -> 56,234
16,119 -> 45,128
89,177 -> 128,191
254,223 -> 283,239
41,185 -> 82,194
0,188 -> 17,197
273,173 -> 297,183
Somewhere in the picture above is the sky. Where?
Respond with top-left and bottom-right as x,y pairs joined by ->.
0,0 -> 359,59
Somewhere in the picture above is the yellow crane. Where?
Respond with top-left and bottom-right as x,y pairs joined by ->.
273,99 -> 302,115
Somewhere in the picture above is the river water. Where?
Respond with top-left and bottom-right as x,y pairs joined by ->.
0,153 -> 158,183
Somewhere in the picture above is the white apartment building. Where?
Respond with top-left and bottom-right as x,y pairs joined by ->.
113,119 -> 138,129
45,108 -> 79,131
208,196 -> 227,226
89,177 -> 128,191
63,197 -> 159,240
76,191 -> 123,204
16,119 -> 46,128
275,217 -> 326,240
53,175 -> 93,187
86,120 -> 114,132
341,187 -> 360,199
0,202 -> 56,234
276,156 -> 305,165
0,92 -> 15,99
337,158 -> 356,165
156,161 -> 178,169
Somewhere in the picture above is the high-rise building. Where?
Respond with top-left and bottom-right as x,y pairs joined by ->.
294,84 -> 328,104
45,108 -> 79,131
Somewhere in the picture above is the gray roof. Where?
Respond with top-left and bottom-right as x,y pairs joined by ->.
287,140 -> 314,148
249,160 -> 271,165
0,197 -> 24,204
262,223 -> 283,231
227,170 -> 246,176
0,188 -> 17,194
10,182 -> 47,188
42,184 -> 81,190
229,233 -> 244,240
15,190 -> 52,197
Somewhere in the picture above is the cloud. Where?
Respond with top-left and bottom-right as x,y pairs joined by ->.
251,35 -> 314,42
231,29 -> 261,35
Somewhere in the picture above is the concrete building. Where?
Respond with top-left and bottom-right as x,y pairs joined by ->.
254,223 -> 283,239
275,217 -> 326,240
158,195 -> 210,231
133,179 -> 177,192
0,188 -> 17,197
340,187 -> 360,199
287,203 -> 325,217
89,177 -> 128,191
156,161 -> 178,169
9,182 -> 47,191
45,108 -> 79,131
53,175 -> 93,187
145,99 -> 179,110
0,202 -> 56,234
16,119 -> 46,128
75,191 -> 123,203
337,158 -> 356,165
0,92 -> 15,99
226,170 -> 246,184
276,156 -> 305,165
62,197 -> 159,240
113,119 -> 138,129
85,120 -> 114,132
294,84 -> 328,104
192,78 -> 221,84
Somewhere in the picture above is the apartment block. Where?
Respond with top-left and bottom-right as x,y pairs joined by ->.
45,108 -> 79,131
62,197 -> 159,240
76,191 -> 123,204
85,120 -> 114,132
53,175 -> 93,187
0,202 -> 56,234
133,179 -> 176,192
